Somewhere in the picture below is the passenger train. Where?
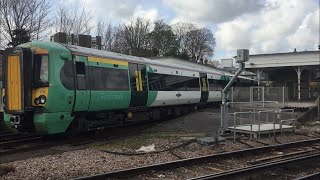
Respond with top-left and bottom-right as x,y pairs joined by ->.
2,42 -> 256,135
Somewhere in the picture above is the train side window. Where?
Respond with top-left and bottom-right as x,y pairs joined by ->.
75,62 -> 86,90
76,62 -> 85,75
60,61 -> 75,90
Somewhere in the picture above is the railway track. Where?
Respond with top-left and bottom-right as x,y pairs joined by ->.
0,131 -> 44,156
75,138 -> 320,180
0,109 -> 197,160
294,172 -> 320,180
0,120 -> 164,161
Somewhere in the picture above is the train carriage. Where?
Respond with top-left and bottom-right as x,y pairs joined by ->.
2,41 -> 256,135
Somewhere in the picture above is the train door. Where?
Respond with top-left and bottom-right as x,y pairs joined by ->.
129,63 -> 148,107
200,73 -> 209,102
73,55 -> 90,112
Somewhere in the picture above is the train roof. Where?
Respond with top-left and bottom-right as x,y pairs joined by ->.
59,43 -> 255,81
63,44 -> 222,75
152,57 -> 255,81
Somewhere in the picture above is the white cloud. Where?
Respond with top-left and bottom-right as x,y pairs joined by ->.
215,0 -> 319,55
84,0 -> 159,23
85,0 -> 141,21
130,5 -> 159,23
163,0 -> 263,24
71,0 -> 159,34
287,8 -> 320,51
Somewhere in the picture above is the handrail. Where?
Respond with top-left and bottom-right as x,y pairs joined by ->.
233,111 -> 253,141
280,118 -> 296,134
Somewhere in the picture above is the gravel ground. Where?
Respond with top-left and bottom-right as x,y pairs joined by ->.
1,107 -> 320,180
1,132 -> 319,180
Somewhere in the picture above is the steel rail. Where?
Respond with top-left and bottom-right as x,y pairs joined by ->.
0,136 -> 42,146
74,138 -> 320,180
191,153 -> 320,180
294,172 -> 320,180
0,134 -> 40,142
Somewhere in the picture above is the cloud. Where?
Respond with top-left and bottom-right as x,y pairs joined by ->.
130,5 -> 159,23
287,8 -> 320,51
163,0 -> 263,24
85,0 -> 141,21
215,0 -> 319,55
84,0 -> 159,23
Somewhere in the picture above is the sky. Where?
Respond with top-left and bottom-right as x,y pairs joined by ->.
57,0 -> 320,60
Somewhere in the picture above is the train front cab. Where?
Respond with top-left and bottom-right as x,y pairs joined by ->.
2,45 -> 49,133
2,42 -> 73,134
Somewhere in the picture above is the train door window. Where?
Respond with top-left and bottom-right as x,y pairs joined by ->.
75,62 -> 86,90
202,78 -> 207,91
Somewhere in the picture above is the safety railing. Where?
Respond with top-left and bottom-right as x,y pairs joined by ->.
277,109 -> 296,134
232,111 -> 253,141
257,110 -> 276,139
225,101 -> 279,128
230,108 -> 296,141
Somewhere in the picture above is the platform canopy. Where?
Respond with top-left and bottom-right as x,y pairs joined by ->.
245,50 -> 320,101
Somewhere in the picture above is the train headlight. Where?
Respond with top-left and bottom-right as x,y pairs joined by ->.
39,95 -> 47,104
34,98 -> 40,105
34,95 -> 47,105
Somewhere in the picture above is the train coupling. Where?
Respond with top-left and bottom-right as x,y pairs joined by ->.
10,115 -> 21,128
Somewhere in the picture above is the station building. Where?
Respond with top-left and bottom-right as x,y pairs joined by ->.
222,49 -> 320,102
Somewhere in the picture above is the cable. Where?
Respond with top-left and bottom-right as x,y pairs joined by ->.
102,139 -> 196,156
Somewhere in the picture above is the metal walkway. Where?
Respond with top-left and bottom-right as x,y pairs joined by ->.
228,123 -> 294,139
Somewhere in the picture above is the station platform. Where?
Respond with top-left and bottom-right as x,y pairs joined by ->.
228,123 -> 294,138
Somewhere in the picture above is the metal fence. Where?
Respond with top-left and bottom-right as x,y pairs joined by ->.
231,86 -> 289,107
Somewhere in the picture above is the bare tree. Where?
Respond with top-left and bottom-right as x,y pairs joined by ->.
0,1 -> 4,48
172,23 -> 216,61
121,17 -> 151,56
27,0 -> 51,40
53,3 -> 94,35
0,0 -> 51,48
172,22 -> 196,54
95,19 -> 125,53
185,28 -> 215,62
112,25 -> 128,53
96,18 -> 106,39
103,22 -> 115,51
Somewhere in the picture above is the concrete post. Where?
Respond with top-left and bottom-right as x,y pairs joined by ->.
256,69 -> 261,86
294,67 -> 303,101
256,69 -> 261,100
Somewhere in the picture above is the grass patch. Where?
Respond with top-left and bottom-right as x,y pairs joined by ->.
0,165 -> 15,176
